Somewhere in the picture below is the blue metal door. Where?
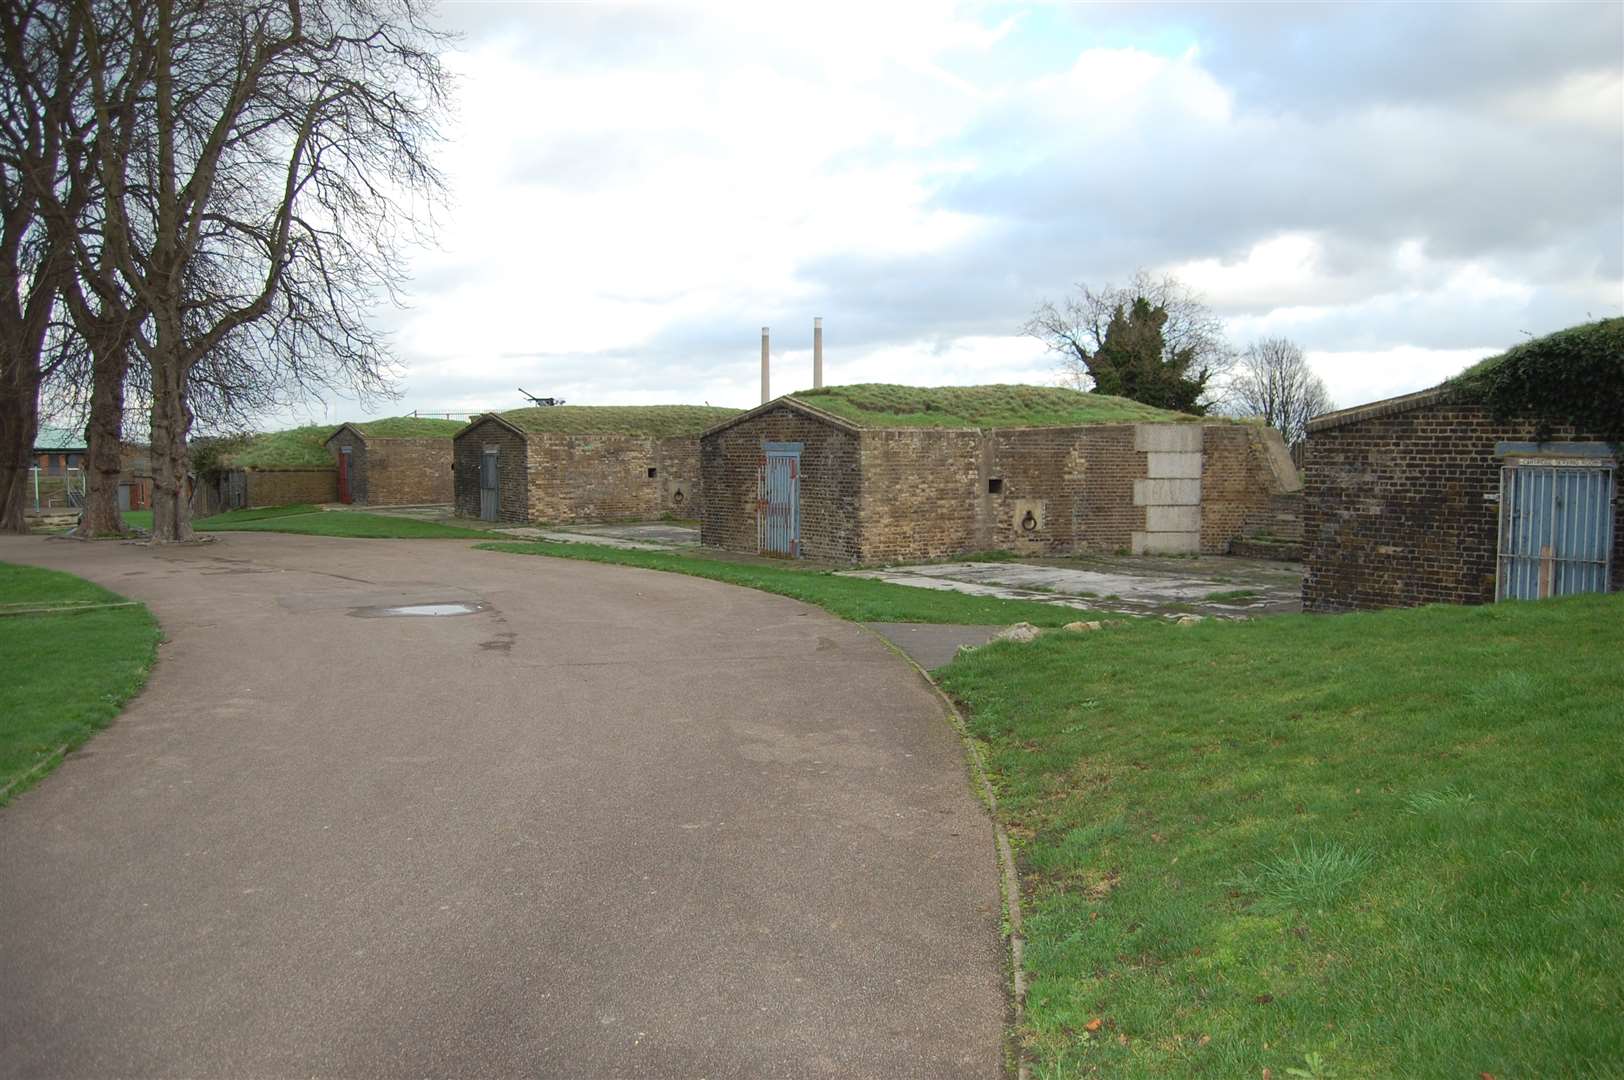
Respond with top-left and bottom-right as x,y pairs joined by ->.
1497,465 -> 1614,600
758,443 -> 801,557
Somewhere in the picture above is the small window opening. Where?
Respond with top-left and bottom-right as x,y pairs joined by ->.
647,467 -> 658,478
987,477 -> 1003,495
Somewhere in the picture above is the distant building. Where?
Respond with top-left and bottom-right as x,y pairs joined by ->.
699,384 -> 1299,564
452,405 -> 741,524
33,427 -> 86,475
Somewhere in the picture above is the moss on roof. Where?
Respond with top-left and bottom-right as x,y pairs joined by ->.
492,405 -> 742,437
786,383 -> 1201,429
353,417 -> 464,438
1449,317 -> 1624,441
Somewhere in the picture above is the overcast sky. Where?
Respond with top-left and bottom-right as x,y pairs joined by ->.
305,0 -> 1623,426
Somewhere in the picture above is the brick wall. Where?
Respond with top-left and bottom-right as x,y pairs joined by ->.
364,438 -> 454,506
700,406 -> 862,560
1302,403 -> 1623,611
326,429 -> 367,503
1200,426 -> 1299,554
703,414 -> 1293,564
453,418 -> 529,522
654,436 -> 704,519
855,429 -> 984,562
243,468 -> 337,507
524,433 -> 682,524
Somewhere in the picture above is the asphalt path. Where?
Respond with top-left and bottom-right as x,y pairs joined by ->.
0,533 -> 1004,1078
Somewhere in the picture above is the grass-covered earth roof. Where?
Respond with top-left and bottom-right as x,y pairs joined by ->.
495,404 -> 741,436
216,416 -> 464,469
787,383 -> 1201,429
352,417 -> 464,438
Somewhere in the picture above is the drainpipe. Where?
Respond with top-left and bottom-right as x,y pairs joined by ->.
813,317 -> 823,389
760,326 -> 771,404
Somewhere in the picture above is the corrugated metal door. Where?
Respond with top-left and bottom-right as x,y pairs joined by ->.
479,448 -> 499,521
1497,465 -> 1614,600
758,445 -> 800,557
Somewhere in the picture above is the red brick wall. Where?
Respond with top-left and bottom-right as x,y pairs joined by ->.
1302,403 -> 1622,611
700,407 -> 862,560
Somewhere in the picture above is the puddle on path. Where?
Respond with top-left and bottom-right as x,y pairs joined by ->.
349,601 -> 488,618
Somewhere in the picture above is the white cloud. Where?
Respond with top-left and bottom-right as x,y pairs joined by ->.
287,1 -> 1623,429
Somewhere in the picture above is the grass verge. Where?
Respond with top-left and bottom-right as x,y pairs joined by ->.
0,562 -> 161,804
936,593 -> 1624,1078
478,540 -> 1103,626
200,507 -> 488,539
93,505 -> 481,539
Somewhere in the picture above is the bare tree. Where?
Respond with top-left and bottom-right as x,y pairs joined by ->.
1023,270 -> 1234,412
81,0 -> 448,541
1228,336 -> 1333,446
0,0 -> 83,532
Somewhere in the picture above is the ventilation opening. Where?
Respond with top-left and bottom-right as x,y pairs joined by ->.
987,477 -> 1004,495
647,467 -> 658,478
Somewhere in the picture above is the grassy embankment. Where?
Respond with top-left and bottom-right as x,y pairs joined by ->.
0,563 -> 161,804
480,540 -> 1103,626
937,593 -> 1624,1079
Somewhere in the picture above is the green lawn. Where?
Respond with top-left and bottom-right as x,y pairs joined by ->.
936,594 -> 1624,1079
101,504 -> 483,539
199,506 -> 487,539
0,563 -> 160,803
479,540 -> 1103,626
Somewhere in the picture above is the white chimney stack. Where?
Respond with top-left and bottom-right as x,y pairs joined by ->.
760,326 -> 771,404
813,317 -> 823,389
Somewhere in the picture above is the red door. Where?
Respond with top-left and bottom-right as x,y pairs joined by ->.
337,447 -> 352,504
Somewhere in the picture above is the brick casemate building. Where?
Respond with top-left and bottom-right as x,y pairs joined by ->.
452,405 -> 741,525
699,386 -> 1300,564
1302,385 -> 1621,613
325,422 -> 458,507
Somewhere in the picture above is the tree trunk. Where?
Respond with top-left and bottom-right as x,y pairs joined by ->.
0,373 -> 41,534
77,344 -> 128,536
148,359 -> 194,543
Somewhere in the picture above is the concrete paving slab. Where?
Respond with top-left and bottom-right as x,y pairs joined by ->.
490,526 -> 671,550
561,522 -> 700,546
865,624 -> 1004,671
844,554 -> 1301,617
0,533 -> 1003,1078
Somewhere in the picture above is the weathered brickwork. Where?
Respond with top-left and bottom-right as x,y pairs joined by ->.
526,433 -> 690,524
452,417 -> 529,523
242,467 -> 337,506
364,438 -> 454,506
701,406 -> 862,560
326,429 -> 454,506
701,407 -> 1294,564
452,421 -> 706,525
853,429 -> 983,562
1302,402 -> 1623,612
1201,426 -> 1297,555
